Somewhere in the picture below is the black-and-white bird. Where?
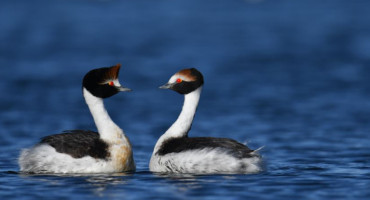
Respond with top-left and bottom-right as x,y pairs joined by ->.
19,64 -> 135,173
150,68 -> 262,174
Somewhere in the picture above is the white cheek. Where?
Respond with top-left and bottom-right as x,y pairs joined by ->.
168,75 -> 187,84
168,76 -> 177,84
113,79 -> 121,87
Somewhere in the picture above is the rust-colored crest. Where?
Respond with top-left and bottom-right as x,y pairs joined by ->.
104,63 -> 121,80
176,68 -> 196,81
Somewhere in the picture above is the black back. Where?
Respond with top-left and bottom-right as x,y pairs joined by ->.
156,137 -> 255,159
82,66 -> 120,98
40,130 -> 110,159
172,68 -> 204,94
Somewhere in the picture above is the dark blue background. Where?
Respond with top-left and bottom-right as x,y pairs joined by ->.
1,0 -> 370,199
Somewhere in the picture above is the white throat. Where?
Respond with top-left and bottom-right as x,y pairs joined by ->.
83,88 -> 124,143
153,87 -> 202,153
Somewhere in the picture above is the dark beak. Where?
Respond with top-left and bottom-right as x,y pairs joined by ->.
117,86 -> 132,92
159,83 -> 173,89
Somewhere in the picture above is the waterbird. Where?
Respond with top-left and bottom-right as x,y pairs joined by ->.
150,68 -> 262,174
19,64 -> 135,173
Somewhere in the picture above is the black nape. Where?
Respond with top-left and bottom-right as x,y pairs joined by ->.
82,65 -> 121,98
171,68 -> 204,95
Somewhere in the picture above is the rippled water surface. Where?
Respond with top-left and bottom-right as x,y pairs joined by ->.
1,0 -> 370,199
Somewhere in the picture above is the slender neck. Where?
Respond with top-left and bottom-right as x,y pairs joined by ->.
83,88 -> 123,143
154,87 -> 202,152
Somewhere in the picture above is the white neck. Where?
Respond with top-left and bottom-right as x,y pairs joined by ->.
83,88 -> 124,143
153,87 -> 202,153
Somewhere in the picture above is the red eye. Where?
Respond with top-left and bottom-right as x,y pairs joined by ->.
176,78 -> 182,83
108,81 -> 114,86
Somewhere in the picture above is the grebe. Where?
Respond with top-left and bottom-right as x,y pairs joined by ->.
19,64 -> 135,173
150,68 -> 262,174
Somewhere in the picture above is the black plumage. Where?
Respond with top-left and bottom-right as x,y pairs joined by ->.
171,68 -> 204,94
156,137 -> 255,159
40,130 -> 110,159
82,64 -> 121,98
172,80 -> 202,95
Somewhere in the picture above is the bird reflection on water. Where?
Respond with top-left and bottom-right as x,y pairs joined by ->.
18,172 -> 133,197
152,172 -> 240,194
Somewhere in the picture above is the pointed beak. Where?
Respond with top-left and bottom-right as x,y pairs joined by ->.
159,83 -> 173,89
117,86 -> 132,92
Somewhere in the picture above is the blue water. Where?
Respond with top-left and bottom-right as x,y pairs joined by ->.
1,0 -> 370,199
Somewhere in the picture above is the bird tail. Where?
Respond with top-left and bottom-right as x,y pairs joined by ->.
251,146 -> 264,155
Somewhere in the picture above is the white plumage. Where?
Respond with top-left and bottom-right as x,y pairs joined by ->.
150,148 -> 261,174
150,68 -> 262,174
19,65 -> 135,173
